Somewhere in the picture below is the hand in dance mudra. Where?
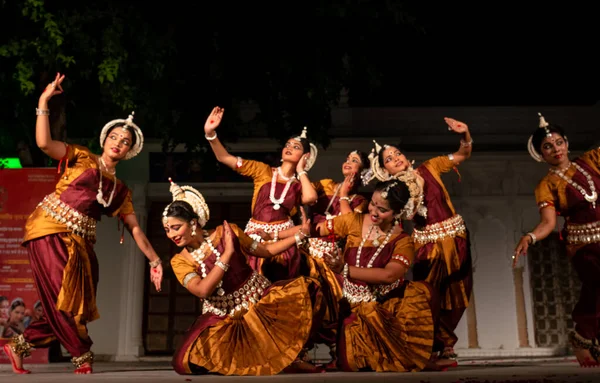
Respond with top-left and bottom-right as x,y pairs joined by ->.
323,247 -> 344,273
513,236 -> 530,268
205,106 -> 224,136
444,117 -> 468,133
223,220 -> 235,254
296,153 -> 310,173
40,72 -> 65,102
340,172 -> 356,197
151,263 -> 164,292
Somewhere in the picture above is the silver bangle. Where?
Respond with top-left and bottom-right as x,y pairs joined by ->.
460,139 -> 473,147
297,171 -> 308,179
526,232 -> 537,245
205,133 -> 217,141
339,196 -> 351,202
215,260 -> 229,272
36,108 -> 50,116
149,258 -> 162,268
294,233 -> 304,247
342,263 -> 349,278
249,240 -> 259,253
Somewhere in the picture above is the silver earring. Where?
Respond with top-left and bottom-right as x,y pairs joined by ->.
191,224 -> 196,237
280,158 -> 283,162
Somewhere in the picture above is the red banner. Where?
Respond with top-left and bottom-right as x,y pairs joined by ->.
0,168 -> 59,364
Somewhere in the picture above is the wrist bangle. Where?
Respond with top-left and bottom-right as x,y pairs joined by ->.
526,232 -> 537,245
36,108 -> 50,116
215,260 -> 229,272
205,133 -> 217,141
460,139 -> 473,147
339,196 -> 351,202
297,171 -> 308,179
294,232 -> 305,247
342,263 -> 349,278
149,258 -> 162,268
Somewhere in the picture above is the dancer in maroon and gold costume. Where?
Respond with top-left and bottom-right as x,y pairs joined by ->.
369,117 -> 473,365
3,73 -> 163,375
514,113 -> 600,367
163,180 -> 323,375
203,106 -> 318,282
311,179 -> 438,372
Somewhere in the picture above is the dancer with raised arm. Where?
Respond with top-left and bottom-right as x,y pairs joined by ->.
514,113 -> 600,367
203,106 -> 318,282
3,73 -> 163,375
369,117 -> 473,365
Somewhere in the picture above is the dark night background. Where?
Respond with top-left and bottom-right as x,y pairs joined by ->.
1,1 -> 598,169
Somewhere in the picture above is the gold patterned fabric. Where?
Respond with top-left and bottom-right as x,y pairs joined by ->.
342,281 -> 435,372
535,148 -> 600,257
21,144 -> 133,323
171,225 -> 323,376
323,214 -> 434,372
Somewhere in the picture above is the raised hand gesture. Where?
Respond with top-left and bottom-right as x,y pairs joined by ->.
40,72 -> 65,104
444,117 -> 468,134
205,106 -> 224,137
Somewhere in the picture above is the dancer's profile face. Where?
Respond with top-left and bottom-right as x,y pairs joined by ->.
163,216 -> 194,247
103,126 -> 132,161
281,139 -> 304,163
382,146 -> 409,174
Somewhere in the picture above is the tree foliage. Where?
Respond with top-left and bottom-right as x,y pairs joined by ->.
0,0 -> 426,167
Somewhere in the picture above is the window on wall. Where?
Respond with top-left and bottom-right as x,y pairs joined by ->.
527,232 -> 581,348
142,199 -> 252,355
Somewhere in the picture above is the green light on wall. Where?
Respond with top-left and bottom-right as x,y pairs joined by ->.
0,158 -> 22,169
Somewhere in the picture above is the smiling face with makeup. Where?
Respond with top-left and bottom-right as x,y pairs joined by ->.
379,145 -> 410,175
531,123 -> 570,169
539,133 -> 569,168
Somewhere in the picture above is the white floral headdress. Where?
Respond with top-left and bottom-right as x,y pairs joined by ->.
99,111 -> 144,160
292,127 -> 318,171
162,178 -> 210,228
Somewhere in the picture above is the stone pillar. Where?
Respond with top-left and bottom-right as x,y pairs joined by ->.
114,183 -> 148,361
513,267 -> 531,348
466,289 -> 480,348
